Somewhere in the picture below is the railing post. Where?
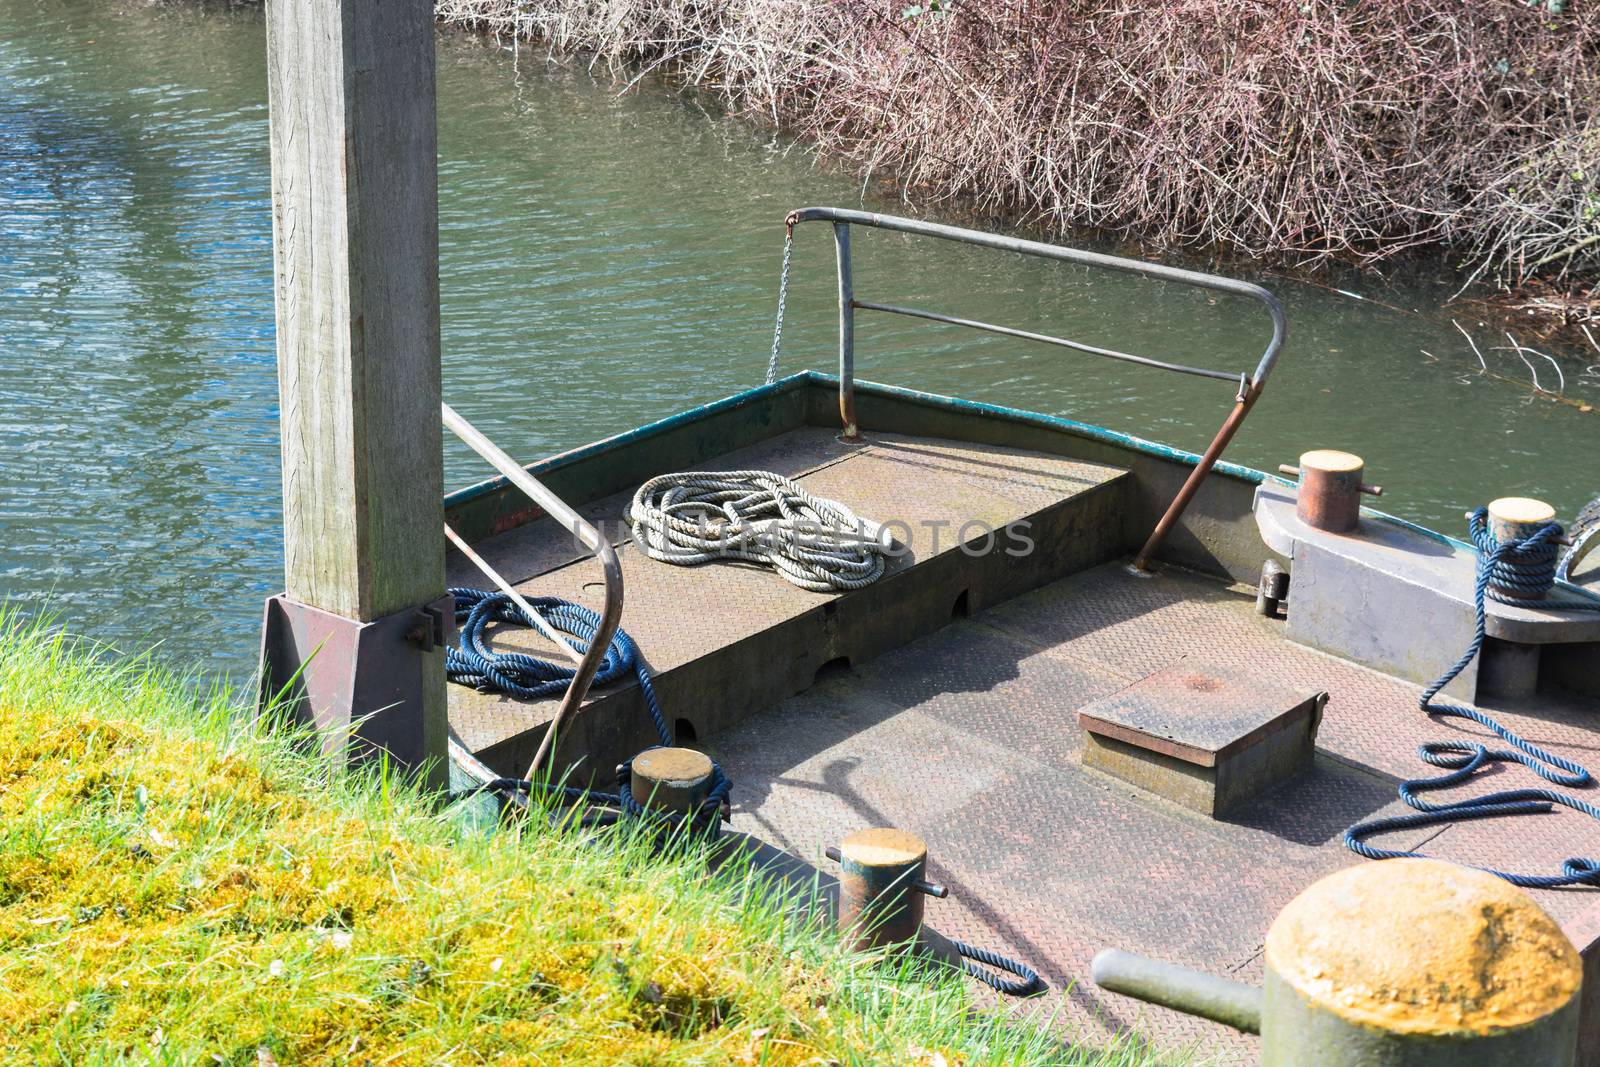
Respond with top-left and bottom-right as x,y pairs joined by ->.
834,222 -> 858,440
257,0 -> 449,786
1131,382 -> 1260,573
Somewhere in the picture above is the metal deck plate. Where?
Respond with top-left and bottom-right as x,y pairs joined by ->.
1077,662 -> 1320,768
707,562 -> 1600,1063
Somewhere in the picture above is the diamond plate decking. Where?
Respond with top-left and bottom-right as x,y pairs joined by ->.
447,427 -> 1131,775
445,416 -> 1600,1063
704,563 -> 1600,1064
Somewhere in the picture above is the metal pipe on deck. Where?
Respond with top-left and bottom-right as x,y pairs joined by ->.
1090,950 -> 1261,1034
1130,383 -> 1260,572
834,223 -> 857,440
440,403 -> 625,780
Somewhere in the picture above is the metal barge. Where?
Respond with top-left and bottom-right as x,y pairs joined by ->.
419,210 -> 1600,1063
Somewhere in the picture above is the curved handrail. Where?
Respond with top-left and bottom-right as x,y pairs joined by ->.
441,402 -> 624,780
781,206 -> 1288,571
786,206 -> 1286,391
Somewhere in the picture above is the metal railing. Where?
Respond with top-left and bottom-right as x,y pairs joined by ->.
785,207 -> 1288,570
441,402 -> 624,780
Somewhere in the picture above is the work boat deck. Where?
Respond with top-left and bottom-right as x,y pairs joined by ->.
438,211 -> 1600,1063
443,374 -> 1600,1064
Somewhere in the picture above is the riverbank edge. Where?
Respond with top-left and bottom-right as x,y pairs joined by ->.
430,0 -> 1598,329
0,612 -> 1182,1065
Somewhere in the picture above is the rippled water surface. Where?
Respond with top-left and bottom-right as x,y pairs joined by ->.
4,0 -> 1598,676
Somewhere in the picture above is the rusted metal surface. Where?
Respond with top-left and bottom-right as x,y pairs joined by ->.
1077,663 -> 1323,769
1282,450 -> 1370,533
631,747 -> 715,816
700,562 -> 1600,1064
446,427 -> 1131,779
259,591 -> 454,769
1076,664 -> 1324,817
828,828 -> 936,949
1131,386 -> 1258,572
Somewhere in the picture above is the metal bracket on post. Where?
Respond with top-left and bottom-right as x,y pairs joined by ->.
259,592 -> 455,772
406,602 -> 449,652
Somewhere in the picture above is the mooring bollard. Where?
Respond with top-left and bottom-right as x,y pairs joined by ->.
630,746 -> 715,817
1279,450 -> 1382,534
824,828 -> 948,951
1486,496 -> 1559,599
1094,858 -> 1582,1066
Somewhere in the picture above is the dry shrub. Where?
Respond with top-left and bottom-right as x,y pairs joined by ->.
436,0 -> 1599,305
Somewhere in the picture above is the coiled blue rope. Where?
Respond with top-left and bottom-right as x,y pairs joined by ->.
1345,509 -> 1600,888
446,587 -> 728,827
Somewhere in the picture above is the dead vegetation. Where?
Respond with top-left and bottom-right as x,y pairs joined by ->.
434,0 -> 1600,318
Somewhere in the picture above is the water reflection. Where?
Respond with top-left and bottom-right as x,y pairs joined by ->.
1,0 -> 1596,677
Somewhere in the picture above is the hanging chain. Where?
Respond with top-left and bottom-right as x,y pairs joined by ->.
765,222 -> 795,385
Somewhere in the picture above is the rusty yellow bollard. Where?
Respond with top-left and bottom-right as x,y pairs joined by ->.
629,747 -> 716,817
1262,859 -> 1580,1065
824,828 -> 948,951
1095,859 -> 1582,1065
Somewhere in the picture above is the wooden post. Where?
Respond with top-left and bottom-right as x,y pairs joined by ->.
257,0 -> 448,783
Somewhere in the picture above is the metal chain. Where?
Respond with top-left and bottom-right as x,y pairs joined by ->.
764,224 -> 794,385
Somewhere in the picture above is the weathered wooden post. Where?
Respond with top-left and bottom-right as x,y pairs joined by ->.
256,0 -> 450,785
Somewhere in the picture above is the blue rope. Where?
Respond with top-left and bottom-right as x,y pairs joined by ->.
446,587 -> 670,745
949,938 -> 1046,996
446,589 -> 1041,990
1345,509 -> 1600,888
445,588 -> 729,828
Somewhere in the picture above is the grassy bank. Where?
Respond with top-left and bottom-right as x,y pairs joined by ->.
435,0 -> 1599,320
0,615 -> 1178,1065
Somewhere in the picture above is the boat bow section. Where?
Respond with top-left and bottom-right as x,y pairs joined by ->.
447,421 -> 1133,778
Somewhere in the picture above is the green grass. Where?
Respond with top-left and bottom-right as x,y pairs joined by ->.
0,613 -> 1183,1065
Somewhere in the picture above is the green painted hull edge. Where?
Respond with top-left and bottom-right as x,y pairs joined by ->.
441,372 -> 1469,561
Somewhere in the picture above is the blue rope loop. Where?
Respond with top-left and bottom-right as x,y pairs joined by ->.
1345,508 -> 1600,888
445,587 -> 671,746
950,939 -> 1046,997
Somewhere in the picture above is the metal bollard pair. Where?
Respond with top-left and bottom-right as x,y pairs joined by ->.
1093,859 -> 1582,1065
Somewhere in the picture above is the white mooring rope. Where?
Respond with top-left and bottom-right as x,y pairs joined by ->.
627,470 -> 892,592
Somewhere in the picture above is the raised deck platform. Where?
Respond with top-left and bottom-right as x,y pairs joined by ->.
447,425 -> 1132,776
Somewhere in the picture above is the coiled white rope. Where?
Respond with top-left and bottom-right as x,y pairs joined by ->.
627,470 -> 892,592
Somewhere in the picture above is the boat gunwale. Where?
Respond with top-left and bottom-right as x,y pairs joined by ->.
443,371 -> 1472,555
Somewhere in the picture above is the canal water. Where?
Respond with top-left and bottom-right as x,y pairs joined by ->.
4,0 -> 1598,677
